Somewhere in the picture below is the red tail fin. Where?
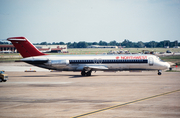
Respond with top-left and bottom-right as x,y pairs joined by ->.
7,37 -> 47,58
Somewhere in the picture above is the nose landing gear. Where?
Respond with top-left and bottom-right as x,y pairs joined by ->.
158,70 -> 162,75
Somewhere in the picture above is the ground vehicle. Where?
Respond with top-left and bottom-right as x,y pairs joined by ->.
0,71 -> 8,82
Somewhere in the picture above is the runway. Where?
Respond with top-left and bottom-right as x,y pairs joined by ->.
0,66 -> 180,117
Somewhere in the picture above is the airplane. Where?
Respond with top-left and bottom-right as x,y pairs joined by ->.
7,37 -> 170,76
0,50 -> 13,53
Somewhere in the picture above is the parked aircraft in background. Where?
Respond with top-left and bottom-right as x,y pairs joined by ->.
7,37 -> 170,76
0,50 -> 13,53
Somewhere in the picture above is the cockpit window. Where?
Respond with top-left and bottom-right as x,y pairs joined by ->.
157,57 -> 164,62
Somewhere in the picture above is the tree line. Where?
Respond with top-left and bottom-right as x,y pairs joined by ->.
1,39 -> 179,48
34,39 -> 179,48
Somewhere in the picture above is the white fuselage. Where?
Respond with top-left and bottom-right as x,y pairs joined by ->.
21,54 -> 170,72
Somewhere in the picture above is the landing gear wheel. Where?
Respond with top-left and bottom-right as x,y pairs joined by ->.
81,70 -> 92,76
158,70 -> 162,75
81,71 -> 86,76
0,78 -> 2,82
86,71 -> 92,76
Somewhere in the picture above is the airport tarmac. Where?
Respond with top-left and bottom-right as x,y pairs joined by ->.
0,62 -> 49,72
0,63 -> 180,118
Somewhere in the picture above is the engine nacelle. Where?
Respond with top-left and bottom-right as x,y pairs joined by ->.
48,60 -> 69,66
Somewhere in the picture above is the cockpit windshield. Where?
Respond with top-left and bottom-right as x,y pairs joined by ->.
157,57 -> 164,62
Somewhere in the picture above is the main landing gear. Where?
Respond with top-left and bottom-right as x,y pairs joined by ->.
81,70 -> 92,76
158,70 -> 162,75
0,78 -> 7,82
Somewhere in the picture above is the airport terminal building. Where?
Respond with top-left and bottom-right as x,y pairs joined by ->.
0,44 -> 67,53
0,45 -> 16,53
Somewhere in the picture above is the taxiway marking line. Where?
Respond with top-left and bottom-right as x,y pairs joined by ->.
71,89 -> 180,118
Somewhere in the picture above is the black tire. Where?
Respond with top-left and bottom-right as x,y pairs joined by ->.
86,71 -> 92,76
0,78 -> 2,82
158,72 -> 161,75
81,71 -> 86,76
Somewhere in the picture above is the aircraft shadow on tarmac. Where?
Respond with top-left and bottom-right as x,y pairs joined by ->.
11,73 -> 154,78
20,74 -> 98,78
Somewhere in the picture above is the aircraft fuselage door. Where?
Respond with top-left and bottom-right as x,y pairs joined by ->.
94,58 -> 102,64
149,57 -> 154,66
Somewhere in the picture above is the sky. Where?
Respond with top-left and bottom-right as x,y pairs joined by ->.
0,0 -> 180,43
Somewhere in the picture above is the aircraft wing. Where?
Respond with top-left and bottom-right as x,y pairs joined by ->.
83,65 -> 108,71
76,65 -> 108,71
